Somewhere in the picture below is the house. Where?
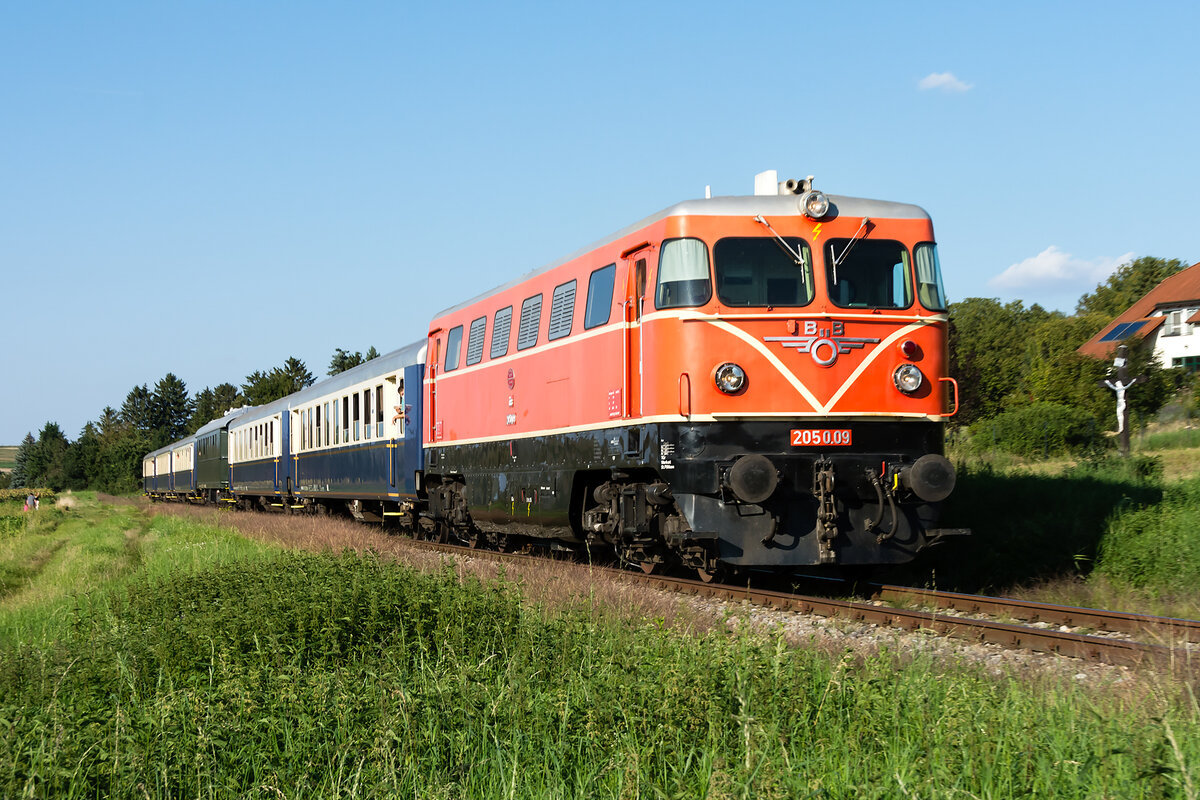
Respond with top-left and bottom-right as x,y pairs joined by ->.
1078,262 -> 1200,370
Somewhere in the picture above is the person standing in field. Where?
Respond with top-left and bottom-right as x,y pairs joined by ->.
25,493 -> 34,512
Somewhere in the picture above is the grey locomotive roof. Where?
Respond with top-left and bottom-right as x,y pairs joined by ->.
432,192 -> 931,320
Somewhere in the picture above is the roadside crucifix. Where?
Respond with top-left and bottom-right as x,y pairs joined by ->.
1103,344 -> 1143,456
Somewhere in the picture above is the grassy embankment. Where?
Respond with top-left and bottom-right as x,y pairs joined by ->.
0,495 -> 1198,798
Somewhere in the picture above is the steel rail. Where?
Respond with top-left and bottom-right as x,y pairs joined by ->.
414,540 -> 1192,669
868,584 -> 1200,644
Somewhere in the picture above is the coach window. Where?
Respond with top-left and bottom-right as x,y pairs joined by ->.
444,325 -> 463,372
824,238 -> 912,309
656,239 -> 712,309
548,280 -> 577,341
324,402 -> 331,447
585,264 -> 616,328
342,396 -> 351,443
375,385 -> 384,437
491,306 -> 513,359
517,294 -> 542,350
353,393 -> 361,441
913,243 -> 948,312
465,317 -> 486,365
333,399 -> 340,445
309,408 -> 315,450
715,237 -> 813,307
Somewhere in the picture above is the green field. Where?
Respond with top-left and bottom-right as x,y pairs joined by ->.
0,446 -> 15,471
0,496 -> 1196,798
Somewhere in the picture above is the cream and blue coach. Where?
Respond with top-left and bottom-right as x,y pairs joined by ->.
285,342 -> 425,522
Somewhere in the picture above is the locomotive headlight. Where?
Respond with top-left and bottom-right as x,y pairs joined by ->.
893,364 -> 924,394
714,363 -> 747,395
799,190 -> 830,219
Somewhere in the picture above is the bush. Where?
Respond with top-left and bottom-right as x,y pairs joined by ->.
967,402 -> 1107,458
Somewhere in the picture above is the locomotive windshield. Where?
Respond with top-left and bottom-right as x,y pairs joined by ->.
714,237 -> 814,307
824,238 -> 912,309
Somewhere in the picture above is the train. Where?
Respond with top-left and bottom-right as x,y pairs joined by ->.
144,172 -> 964,579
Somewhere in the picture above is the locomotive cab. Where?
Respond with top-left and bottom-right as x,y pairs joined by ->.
631,178 -> 959,569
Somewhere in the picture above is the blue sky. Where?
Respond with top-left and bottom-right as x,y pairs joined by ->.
2,1 -> 1197,445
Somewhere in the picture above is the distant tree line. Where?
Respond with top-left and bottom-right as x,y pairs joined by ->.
6,346 -> 378,494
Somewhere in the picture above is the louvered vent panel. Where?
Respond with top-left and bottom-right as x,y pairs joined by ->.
517,295 -> 542,350
548,281 -> 577,341
465,317 -> 487,365
491,307 -> 513,359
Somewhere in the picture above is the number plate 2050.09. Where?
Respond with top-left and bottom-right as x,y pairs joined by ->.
790,429 -> 852,446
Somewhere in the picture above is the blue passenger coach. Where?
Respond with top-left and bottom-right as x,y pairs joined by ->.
228,396 -> 293,508
287,342 -> 425,522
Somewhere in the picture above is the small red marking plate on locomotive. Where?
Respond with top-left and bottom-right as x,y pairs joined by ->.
790,429 -> 852,446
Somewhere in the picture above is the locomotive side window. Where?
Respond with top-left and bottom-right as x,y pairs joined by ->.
824,238 -> 912,309
656,238 -> 712,309
444,325 -> 464,372
517,294 -> 542,350
585,263 -> 616,328
465,317 -> 487,365
714,237 -> 813,307
914,243 -> 948,311
491,306 -> 513,359
548,280 -> 577,341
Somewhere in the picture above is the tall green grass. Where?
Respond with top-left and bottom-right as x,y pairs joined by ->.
1095,474 -> 1200,591
1,550 -> 1197,798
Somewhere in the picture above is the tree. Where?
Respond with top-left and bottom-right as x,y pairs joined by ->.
1075,257 -> 1188,319
948,298 -> 1053,424
149,373 -> 193,444
10,433 -> 33,489
328,346 -> 380,376
242,358 -> 315,405
26,422 -> 70,491
120,384 -> 154,432
189,383 -> 243,432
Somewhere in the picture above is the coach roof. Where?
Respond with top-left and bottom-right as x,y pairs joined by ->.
284,340 -> 426,407
431,193 -> 931,321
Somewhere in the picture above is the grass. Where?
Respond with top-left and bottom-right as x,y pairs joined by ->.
0,446 -> 15,471
0,517 -> 1197,798
0,494 -> 280,649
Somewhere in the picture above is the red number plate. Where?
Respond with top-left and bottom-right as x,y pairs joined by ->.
790,429 -> 852,446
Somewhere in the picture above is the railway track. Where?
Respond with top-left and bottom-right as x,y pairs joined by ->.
415,539 -> 1198,671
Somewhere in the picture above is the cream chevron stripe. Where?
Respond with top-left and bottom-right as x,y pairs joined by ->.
821,321 -> 928,411
696,316 -> 824,411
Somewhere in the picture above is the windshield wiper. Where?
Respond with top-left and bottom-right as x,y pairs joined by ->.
831,217 -> 871,284
753,215 -> 808,266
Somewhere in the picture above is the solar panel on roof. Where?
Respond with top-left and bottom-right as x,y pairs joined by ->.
1098,321 -> 1147,342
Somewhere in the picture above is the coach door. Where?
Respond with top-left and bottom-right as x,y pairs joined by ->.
621,243 -> 651,420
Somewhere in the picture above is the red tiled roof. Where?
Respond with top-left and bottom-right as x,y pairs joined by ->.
1077,262 -> 1200,358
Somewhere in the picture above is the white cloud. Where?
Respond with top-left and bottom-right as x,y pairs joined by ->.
918,72 -> 972,92
989,246 -> 1136,290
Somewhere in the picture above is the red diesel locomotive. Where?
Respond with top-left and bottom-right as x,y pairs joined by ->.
424,174 -> 960,578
